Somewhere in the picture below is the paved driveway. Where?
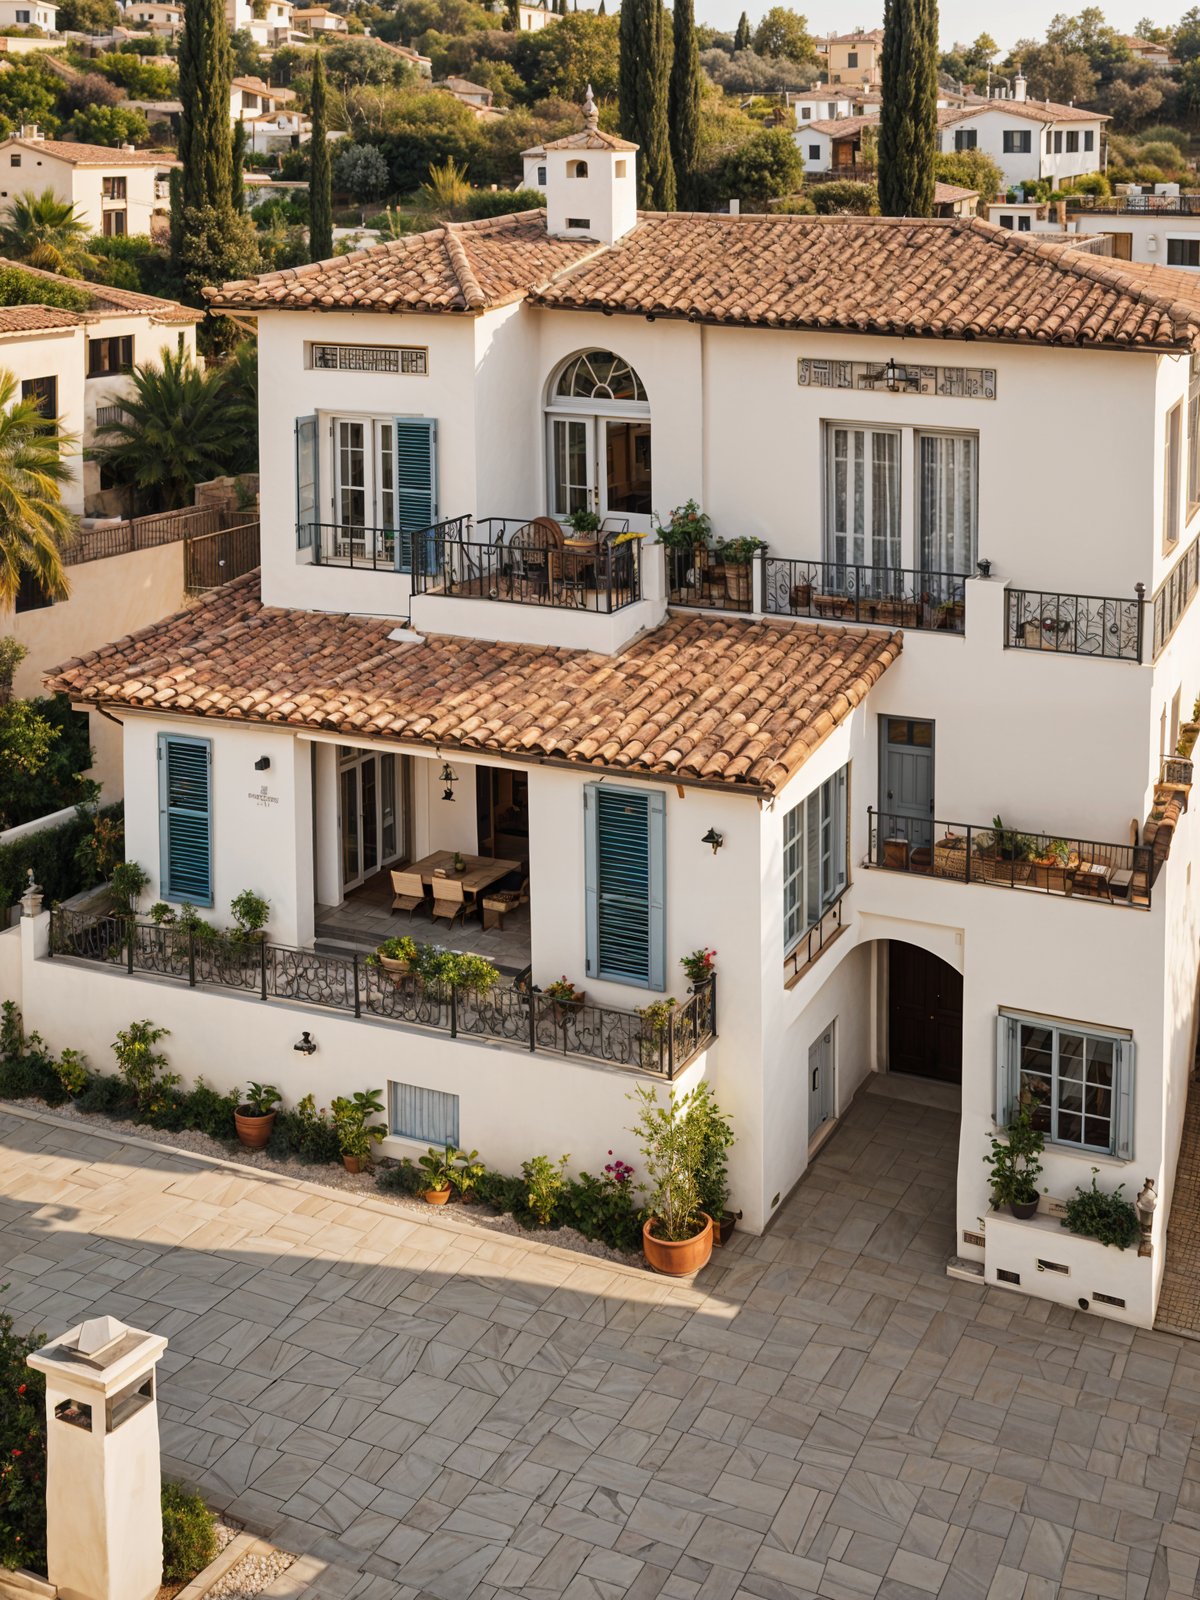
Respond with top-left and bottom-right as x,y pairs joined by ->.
0,1085 -> 1198,1600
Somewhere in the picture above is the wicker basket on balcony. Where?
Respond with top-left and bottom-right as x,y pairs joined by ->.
974,854 -> 1035,886
933,835 -> 969,880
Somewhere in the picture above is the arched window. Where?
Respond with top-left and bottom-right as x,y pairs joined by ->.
567,158 -> 588,179
554,350 -> 648,404
546,350 -> 651,526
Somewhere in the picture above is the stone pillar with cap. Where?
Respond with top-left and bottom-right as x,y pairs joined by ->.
26,1316 -> 168,1600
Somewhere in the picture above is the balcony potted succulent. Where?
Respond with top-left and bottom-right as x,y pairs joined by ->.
417,1144 -> 456,1203
715,536 -> 766,607
331,1087 -> 386,1173
630,1082 -> 715,1275
636,998 -> 676,1071
234,1081 -> 281,1150
984,1101 -> 1044,1220
1028,836 -> 1078,888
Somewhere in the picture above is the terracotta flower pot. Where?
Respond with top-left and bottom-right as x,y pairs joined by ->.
378,953 -> 411,979
342,1154 -> 364,1174
234,1108 -> 276,1150
423,1186 -> 452,1205
642,1213 -> 713,1276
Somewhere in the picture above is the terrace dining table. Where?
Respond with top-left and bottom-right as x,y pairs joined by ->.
407,850 -> 521,903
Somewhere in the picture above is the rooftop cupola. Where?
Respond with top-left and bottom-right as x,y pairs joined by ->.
526,85 -> 639,246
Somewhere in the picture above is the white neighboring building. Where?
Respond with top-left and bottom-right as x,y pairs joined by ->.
515,1 -> 557,29
0,130 -> 173,236
23,100 -> 1200,1332
230,75 -> 296,122
292,5 -> 346,31
225,0 -> 293,41
939,80 -> 1107,192
790,91 -> 856,124
0,0 -> 57,29
120,0 -> 181,31
984,194 -> 1200,269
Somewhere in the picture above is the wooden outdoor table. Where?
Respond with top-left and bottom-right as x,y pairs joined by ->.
407,850 -> 521,900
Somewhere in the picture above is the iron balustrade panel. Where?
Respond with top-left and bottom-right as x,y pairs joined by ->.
456,983 -> 531,1044
763,558 -> 966,633
415,522 -> 640,613
363,967 -> 453,1029
666,546 -> 755,612
268,945 -> 358,1013
867,808 -> 1152,906
1005,588 -> 1143,661
1152,532 -> 1200,658
49,907 -> 126,964
1067,194 -> 1200,217
304,517 -> 469,574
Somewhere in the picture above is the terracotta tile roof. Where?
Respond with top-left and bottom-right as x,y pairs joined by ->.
46,574 -> 901,795
0,304 -> 83,333
940,100 -> 1107,125
0,137 -> 175,165
531,213 -> 1200,351
0,256 -> 201,324
934,181 -> 979,203
806,115 -> 877,136
539,127 -> 639,152
207,211 -> 599,313
232,76 -> 295,100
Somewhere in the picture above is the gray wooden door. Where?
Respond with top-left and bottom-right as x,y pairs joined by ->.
880,717 -> 934,856
808,1025 -> 835,1141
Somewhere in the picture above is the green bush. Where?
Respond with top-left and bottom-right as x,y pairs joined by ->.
556,1165 -> 642,1251
160,1482 -> 216,1583
272,1093 -> 340,1163
472,1167 -> 525,1214
1137,123 -> 1189,151
375,1157 -> 426,1196
0,801 -> 120,917
0,1003 -> 69,1107
464,186 -> 546,218
0,268 -> 90,312
807,180 -> 876,215
1136,141 -> 1186,172
0,1296 -> 46,1574
1062,1171 -> 1141,1250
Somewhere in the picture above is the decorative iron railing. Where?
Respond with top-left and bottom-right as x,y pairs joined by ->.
1004,587 -> 1143,661
412,518 -> 641,613
302,517 -> 469,573
866,809 -> 1152,906
47,911 -> 715,1079
763,558 -> 966,633
666,545 -> 756,612
1152,529 -> 1200,659
1067,193 -> 1200,217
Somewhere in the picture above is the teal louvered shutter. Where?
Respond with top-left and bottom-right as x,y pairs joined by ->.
295,415 -> 318,551
1114,1040 -> 1136,1159
394,417 -> 437,574
585,785 -> 666,989
158,734 -> 213,906
995,1013 -> 1018,1127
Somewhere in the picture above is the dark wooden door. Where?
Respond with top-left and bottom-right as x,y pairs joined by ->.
888,942 -> 963,1083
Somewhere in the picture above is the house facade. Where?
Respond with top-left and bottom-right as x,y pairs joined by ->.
940,85 -> 1107,192
0,0 -> 58,29
0,130 -> 173,236
815,29 -> 883,87
18,109 -> 1200,1329
291,6 -> 346,32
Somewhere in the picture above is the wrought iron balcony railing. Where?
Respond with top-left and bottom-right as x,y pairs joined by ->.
412,517 -> 641,614
763,558 -> 967,633
1004,587 -> 1144,662
300,517 -> 469,573
867,808 -> 1152,907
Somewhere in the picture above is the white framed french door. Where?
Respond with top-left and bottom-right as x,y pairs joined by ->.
338,747 -> 403,892
824,423 -> 901,571
547,412 -> 653,532
332,417 -> 396,560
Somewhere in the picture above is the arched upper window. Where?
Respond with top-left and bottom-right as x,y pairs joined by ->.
554,350 -> 647,404
567,159 -> 588,179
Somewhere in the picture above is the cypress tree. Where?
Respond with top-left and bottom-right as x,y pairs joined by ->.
231,117 -> 246,212
597,0 -> 604,13
878,0 -> 938,217
733,10 -> 751,50
669,0 -> 700,209
618,0 -> 675,210
308,51 -> 333,261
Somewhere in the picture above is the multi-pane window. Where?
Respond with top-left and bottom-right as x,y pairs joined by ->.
996,1013 -> 1134,1158
86,335 -> 133,377
20,375 -> 56,422
1168,238 -> 1200,268
102,176 -> 127,200
783,767 -> 848,952
389,1082 -> 459,1146
1165,400 -> 1183,548
1066,131 -> 1079,153
1002,130 -> 1031,153
954,129 -> 977,151
825,424 -> 900,569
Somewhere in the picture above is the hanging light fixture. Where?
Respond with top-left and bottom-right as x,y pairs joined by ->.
701,827 -> 724,854
440,762 -> 459,802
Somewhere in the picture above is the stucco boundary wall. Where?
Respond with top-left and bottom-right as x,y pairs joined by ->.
11,915 -> 710,1192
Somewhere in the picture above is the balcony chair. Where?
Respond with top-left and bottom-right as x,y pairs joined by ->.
390,870 -> 427,920
429,875 -> 468,930
508,517 -> 563,601
481,877 -> 529,932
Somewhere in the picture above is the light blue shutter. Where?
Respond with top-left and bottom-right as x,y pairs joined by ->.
584,785 -> 666,989
390,1082 -> 459,1146
158,734 -> 213,906
995,1014 -> 1018,1127
1114,1040 -> 1135,1159
295,415 -> 318,551
394,417 -> 437,574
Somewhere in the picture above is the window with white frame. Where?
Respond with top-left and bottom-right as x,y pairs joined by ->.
954,129 -> 977,151
995,1013 -> 1134,1158
1084,130 -> 1094,151
918,431 -> 978,574
1168,238 -> 1200,269
1165,399 -> 1183,549
1065,130 -> 1079,153
1187,357 -> 1200,519
823,424 -> 977,576
389,1081 -> 459,1146
783,766 -> 848,952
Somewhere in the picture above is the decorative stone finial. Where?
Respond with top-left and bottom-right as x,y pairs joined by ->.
583,83 -> 598,132
20,868 -> 43,919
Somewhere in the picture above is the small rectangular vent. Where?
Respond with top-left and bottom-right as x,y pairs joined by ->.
1093,1291 -> 1126,1308
996,1268 -> 1021,1285
566,217 -> 590,229
963,1230 -> 985,1248
1036,1258 -> 1069,1275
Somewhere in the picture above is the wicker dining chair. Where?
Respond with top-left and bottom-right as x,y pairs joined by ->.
430,876 -> 467,929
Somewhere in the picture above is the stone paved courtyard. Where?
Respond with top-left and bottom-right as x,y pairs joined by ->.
0,1083 -> 1198,1600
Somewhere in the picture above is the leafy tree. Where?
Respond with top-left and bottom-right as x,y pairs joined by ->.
1013,40 -> 1098,105
376,90 -> 479,189
93,50 -> 178,99
510,12 -> 619,102
700,45 -> 815,92
64,104 -> 151,147
0,265 -> 89,309
0,695 -> 92,829
55,0 -> 118,27
717,125 -> 801,207
308,51 -> 332,258
1045,8 -> 1130,78
934,147 -> 1002,203
619,0 -> 675,208
0,190 -> 96,275
963,32 -> 998,70
1177,8 -> 1200,64
219,339 -> 258,475
319,38 -> 416,88
333,140 -> 389,217
669,0 -> 700,207
60,73 -> 124,114
0,63 -> 60,137
0,371 -> 76,609
90,348 -> 254,513
230,28 -> 261,77
751,7 -> 815,63
878,0 -> 938,218
231,118 -> 246,212
733,9 -> 751,49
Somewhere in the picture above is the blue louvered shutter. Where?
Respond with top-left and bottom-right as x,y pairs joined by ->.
394,417 -> 437,574
585,785 -> 666,989
995,1014 -> 1018,1127
295,415 -> 318,551
158,734 -> 213,906
1113,1040 -> 1135,1160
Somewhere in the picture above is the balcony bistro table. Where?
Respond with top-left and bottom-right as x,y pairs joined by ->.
407,851 -> 521,917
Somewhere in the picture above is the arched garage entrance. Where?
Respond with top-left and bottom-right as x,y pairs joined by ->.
888,941 -> 963,1084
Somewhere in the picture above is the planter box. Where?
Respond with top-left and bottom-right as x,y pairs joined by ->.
723,565 -> 752,605
983,1206 -> 1151,1326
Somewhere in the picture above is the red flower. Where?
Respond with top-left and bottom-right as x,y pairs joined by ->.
16,1383 -> 25,1394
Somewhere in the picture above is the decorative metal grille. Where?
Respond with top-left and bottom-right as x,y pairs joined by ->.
312,344 -> 428,374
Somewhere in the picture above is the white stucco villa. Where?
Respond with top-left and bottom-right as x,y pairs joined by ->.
13,97 -> 1200,1329
939,79 -> 1108,193
0,128 -> 174,236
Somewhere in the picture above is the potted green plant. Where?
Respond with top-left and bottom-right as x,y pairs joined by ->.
229,889 -> 270,943
653,500 -> 712,593
566,509 -> 601,534
110,860 -> 150,923
1061,1170 -> 1140,1249
235,1082 -> 282,1149
417,1144 -> 456,1203
331,1088 -> 386,1173
715,536 -> 766,606
636,998 -> 676,1070
542,975 -> 585,1019
680,948 -> 716,990
368,935 -> 420,980
630,1082 -> 714,1275
452,851 -> 466,874
423,950 -> 501,994
691,1082 -> 736,1245
984,1100 -> 1044,1219
449,1147 -> 486,1203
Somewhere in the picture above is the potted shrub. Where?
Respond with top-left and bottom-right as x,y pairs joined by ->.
424,950 -> 501,994
984,1101 -> 1044,1219
1061,1170 -> 1141,1249
630,1082 -> 714,1275
715,536 -> 766,606
368,935 -> 420,980
654,500 -> 712,593
449,1147 -> 486,1203
331,1087 -> 386,1173
235,1081 -> 281,1149
680,948 -> 716,991
637,998 -> 676,1070
542,975 -> 585,1019
417,1144 -> 455,1203
110,859 -> 150,916
229,889 -> 270,943
566,509 -> 601,535
692,1082 -> 736,1245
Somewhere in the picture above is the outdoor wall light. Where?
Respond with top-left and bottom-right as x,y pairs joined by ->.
1136,1177 -> 1158,1257
254,756 -> 271,771
293,1031 -> 317,1055
976,558 -> 992,579
440,762 -> 458,802
701,827 -> 724,854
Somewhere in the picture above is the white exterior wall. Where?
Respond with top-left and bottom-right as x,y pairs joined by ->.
795,128 -> 833,168
942,108 -> 1103,190
0,0 -> 58,28
792,96 -> 854,124
544,146 -> 637,247
0,145 -> 169,234
0,323 -> 84,511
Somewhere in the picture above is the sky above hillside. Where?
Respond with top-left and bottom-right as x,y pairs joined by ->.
693,3 -> 1153,53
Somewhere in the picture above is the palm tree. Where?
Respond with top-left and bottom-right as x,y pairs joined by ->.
0,190 -> 97,277
90,347 -> 244,513
0,371 -> 77,608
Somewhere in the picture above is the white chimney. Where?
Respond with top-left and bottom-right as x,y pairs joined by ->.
121,142 -> 136,153
20,123 -> 42,141
729,197 -> 740,216
1014,72 -> 1027,102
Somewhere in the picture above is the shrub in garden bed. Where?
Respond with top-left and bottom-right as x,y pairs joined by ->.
1062,1170 -> 1141,1250
161,1481 -> 217,1584
0,1298 -> 46,1575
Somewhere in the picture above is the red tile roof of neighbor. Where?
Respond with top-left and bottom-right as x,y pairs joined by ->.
207,210 -> 1200,352
0,137 -> 175,165
45,574 -> 902,795
0,256 -> 201,324
0,305 -> 83,332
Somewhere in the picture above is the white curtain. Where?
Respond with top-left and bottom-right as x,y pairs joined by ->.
919,433 -> 977,574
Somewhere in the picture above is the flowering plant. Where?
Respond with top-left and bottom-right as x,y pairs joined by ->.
542,976 -> 582,1003
680,948 -> 716,984
603,1151 -> 636,1187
